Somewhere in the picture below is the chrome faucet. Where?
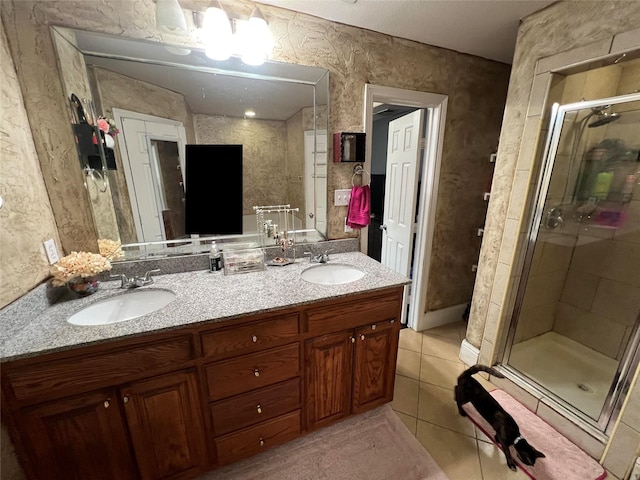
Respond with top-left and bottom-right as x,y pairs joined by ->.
304,250 -> 332,264
111,269 -> 160,289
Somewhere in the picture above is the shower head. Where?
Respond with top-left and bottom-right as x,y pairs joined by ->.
587,105 -> 622,128
588,112 -> 621,127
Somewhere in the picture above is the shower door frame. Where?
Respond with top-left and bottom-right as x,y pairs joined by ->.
501,92 -> 640,435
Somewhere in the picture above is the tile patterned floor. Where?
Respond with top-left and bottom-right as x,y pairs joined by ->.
391,321 -> 531,480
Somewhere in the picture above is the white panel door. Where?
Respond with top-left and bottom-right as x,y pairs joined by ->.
381,110 -> 424,277
119,117 -> 185,242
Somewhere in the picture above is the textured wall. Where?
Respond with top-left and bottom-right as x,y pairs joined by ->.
0,21 -> 60,309
0,0 -> 509,316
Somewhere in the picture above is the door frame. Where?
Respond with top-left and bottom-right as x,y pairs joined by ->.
362,85 -> 448,331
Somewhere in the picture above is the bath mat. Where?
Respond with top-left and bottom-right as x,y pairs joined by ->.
195,404 -> 449,480
462,389 -> 607,480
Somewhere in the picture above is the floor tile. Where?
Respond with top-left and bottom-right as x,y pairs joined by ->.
420,353 -> 465,388
392,410 -> 417,435
391,374 -> 419,417
416,420 -> 482,480
396,348 -> 421,380
422,321 -> 464,341
422,332 -> 463,361
399,327 -> 423,352
417,381 -> 476,437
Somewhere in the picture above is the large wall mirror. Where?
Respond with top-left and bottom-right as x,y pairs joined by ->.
51,26 -> 329,260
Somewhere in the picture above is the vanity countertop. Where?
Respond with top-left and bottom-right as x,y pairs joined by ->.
0,252 -> 410,362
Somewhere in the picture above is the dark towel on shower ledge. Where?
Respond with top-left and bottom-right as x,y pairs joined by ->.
347,185 -> 371,228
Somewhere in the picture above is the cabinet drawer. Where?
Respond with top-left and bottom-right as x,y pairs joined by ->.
210,378 -> 300,436
305,289 -> 402,336
5,336 -> 194,403
201,313 -> 299,359
205,343 -> 300,401
214,410 -> 301,465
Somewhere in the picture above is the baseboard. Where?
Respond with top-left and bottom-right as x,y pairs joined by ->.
459,339 -> 480,366
415,302 -> 467,331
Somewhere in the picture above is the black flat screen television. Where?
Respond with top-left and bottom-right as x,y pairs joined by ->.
185,144 -> 243,235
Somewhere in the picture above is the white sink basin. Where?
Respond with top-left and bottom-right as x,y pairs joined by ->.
301,263 -> 365,285
68,289 -> 176,326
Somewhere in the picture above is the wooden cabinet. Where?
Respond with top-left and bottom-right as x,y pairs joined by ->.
15,370 -> 207,480
200,312 -> 302,466
20,388 -> 137,480
305,319 -> 400,430
2,286 -> 404,480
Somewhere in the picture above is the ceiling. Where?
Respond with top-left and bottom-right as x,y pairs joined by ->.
256,0 -> 556,64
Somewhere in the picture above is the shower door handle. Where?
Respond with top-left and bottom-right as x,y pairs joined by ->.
545,207 -> 564,229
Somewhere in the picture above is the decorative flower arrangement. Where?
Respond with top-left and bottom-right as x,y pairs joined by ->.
50,251 -> 112,287
98,238 -> 124,261
97,116 -> 120,137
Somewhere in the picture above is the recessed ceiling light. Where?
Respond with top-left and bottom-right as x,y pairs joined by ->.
245,109 -> 256,117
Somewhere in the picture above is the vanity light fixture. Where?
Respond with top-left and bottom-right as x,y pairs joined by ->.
244,109 -> 256,118
196,1 -> 274,65
155,0 -> 188,35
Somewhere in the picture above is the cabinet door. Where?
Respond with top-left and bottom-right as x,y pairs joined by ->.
352,320 -> 400,414
122,370 -> 207,480
304,330 -> 353,430
21,389 -> 137,480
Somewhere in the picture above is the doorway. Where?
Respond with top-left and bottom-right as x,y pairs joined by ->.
362,85 -> 448,330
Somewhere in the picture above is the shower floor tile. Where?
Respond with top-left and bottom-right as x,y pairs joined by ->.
509,331 -> 618,419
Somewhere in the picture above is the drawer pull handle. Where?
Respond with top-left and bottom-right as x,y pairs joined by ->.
390,319 -> 395,324
351,336 -> 355,343
103,399 -> 110,409
371,324 -> 377,330
254,369 -> 260,377
252,335 -> 258,343
259,437 -> 265,447
257,404 -> 262,414
360,334 -> 365,341
123,395 -> 129,404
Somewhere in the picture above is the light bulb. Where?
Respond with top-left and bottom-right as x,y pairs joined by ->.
203,2 -> 233,61
238,7 -> 273,66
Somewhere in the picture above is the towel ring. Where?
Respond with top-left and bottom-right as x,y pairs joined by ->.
84,166 -> 108,193
352,164 -> 370,186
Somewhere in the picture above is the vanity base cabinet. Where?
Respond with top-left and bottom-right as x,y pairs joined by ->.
2,286 -> 404,480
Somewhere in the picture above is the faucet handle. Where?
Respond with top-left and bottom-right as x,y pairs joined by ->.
110,273 -> 131,288
142,269 -> 160,282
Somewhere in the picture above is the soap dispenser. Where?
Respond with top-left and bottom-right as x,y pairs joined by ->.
209,241 -> 222,272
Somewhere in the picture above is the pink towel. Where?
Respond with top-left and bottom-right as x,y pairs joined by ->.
347,185 -> 371,228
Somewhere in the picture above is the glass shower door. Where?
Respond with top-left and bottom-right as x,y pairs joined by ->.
503,92 -> 640,432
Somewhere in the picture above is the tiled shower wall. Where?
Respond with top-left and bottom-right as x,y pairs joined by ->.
513,62 -> 640,360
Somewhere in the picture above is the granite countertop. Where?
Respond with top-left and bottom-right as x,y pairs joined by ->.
0,252 -> 410,362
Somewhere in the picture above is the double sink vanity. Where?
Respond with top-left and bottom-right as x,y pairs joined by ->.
1,251 -> 410,480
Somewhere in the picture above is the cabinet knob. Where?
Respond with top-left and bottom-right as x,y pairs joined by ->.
360,334 -> 365,341
252,335 -> 258,343
123,395 -> 129,404
351,336 -> 355,343
103,399 -> 110,409
390,319 -> 395,324
257,404 -> 262,414
371,324 -> 377,330
259,437 -> 265,447
254,369 -> 260,377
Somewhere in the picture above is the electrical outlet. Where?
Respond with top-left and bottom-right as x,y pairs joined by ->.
344,217 -> 353,233
334,189 -> 351,206
43,239 -> 59,264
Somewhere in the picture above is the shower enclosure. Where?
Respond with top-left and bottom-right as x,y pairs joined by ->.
502,92 -> 640,434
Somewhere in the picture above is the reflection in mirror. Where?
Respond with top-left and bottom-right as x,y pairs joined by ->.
51,26 -> 329,261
